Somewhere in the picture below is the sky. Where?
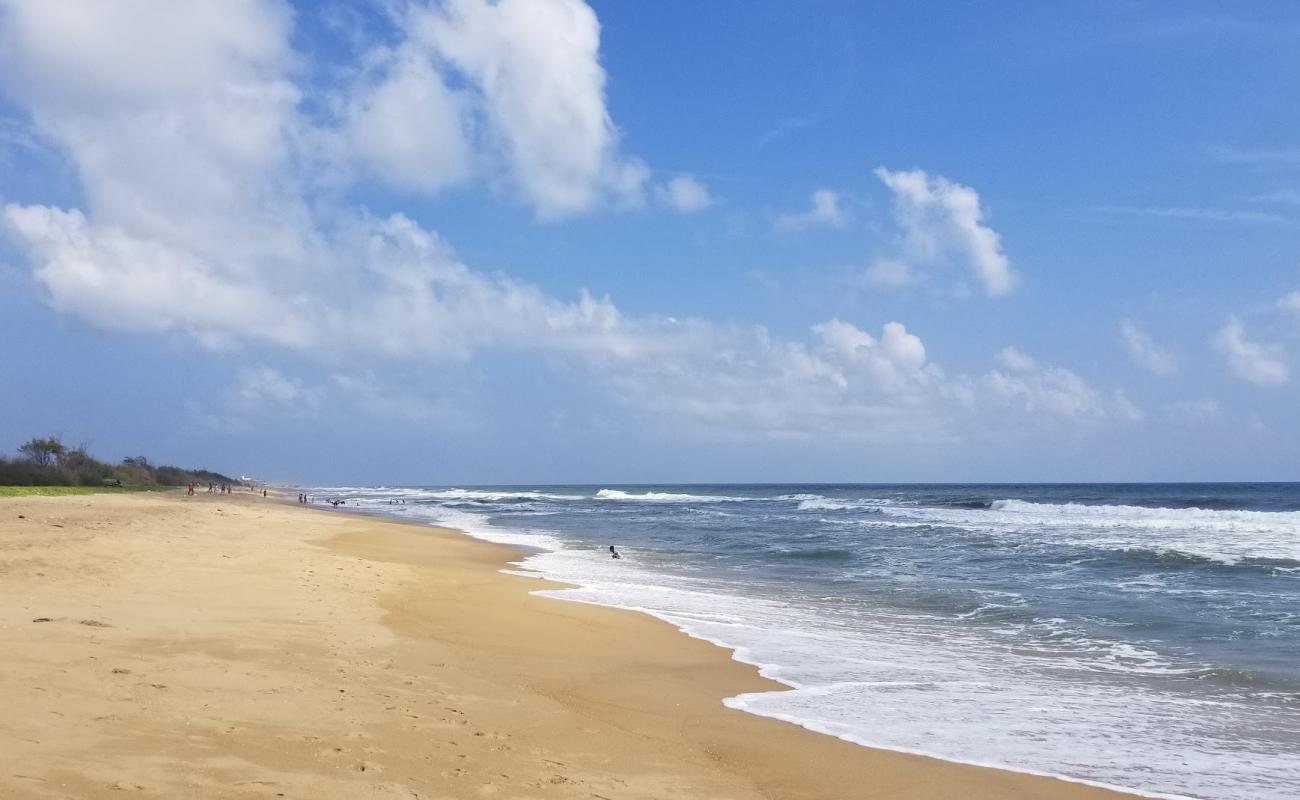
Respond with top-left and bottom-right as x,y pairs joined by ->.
1,0 -> 1299,485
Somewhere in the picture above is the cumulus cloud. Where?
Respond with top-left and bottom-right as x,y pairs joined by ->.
0,0 -> 643,359
405,0 -> 648,217
656,175 -> 713,213
995,346 -> 1037,372
3,0 -> 655,220
3,204 -> 311,350
338,48 -> 472,193
0,0 -> 305,267
982,347 -> 1141,424
0,0 -> 1136,445
775,189 -> 847,231
873,167 -> 1017,296
1212,318 -> 1289,387
605,324 -> 1137,442
1119,320 -> 1177,375
232,365 -> 311,408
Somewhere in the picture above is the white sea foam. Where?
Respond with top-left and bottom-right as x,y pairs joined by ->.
319,488 -> 1300,800
991,498 -> 1300,530
526,559 -> 1295,800
879,500 -> 1300,564
796,497 -> 888,512
424,488 -> 587,502
594,488 -> 751,502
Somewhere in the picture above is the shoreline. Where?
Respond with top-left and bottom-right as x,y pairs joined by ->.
3,490 -> 1147,798
338,499 -> 1190,800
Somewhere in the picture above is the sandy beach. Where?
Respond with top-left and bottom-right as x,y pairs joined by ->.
0,491 -> 1144,799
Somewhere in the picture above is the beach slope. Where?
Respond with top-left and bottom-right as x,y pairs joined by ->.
0,492 -> 1142,799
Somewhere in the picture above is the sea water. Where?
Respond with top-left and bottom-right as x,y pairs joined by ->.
308,483 -> 1300,799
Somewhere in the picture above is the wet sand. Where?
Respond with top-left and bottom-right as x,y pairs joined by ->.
0,491 -> 1144,799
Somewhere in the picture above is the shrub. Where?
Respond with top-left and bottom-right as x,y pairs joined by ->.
0,436 -> 239,488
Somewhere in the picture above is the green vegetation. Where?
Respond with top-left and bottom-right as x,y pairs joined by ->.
0,436 -> 237,490
0,485 -> 138,497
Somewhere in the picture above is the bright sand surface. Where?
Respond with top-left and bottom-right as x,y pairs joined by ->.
0,492 -> 1147,799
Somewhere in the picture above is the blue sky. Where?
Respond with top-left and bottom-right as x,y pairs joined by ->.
2,0 -> 1299,484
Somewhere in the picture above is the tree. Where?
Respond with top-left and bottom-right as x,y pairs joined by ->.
18,436 -> 66,468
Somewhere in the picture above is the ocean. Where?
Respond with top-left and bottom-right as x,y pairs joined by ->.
306,483 -> 1300,800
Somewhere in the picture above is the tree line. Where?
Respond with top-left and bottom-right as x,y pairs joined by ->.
0,436 -> 238,488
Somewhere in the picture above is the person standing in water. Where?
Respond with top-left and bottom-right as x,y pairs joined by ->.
609,545 -> 621,559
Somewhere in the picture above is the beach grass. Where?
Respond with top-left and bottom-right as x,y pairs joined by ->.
0,485 -> 146,497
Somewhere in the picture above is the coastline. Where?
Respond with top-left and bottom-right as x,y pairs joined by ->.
2,491 -> 1146,798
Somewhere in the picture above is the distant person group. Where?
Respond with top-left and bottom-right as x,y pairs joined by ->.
296,493 -> 351,507
187,481 -> 240,496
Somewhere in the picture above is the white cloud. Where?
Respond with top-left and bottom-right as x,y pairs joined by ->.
812,319 -> 928,386
0,0 -> 293,110
339,48 -> 472,193
863,258 -> 916,288
874,167 -> 1017,296
1119,320 -> 1177,375
2,0 -> 657,220
1212,318 -> 1289,387
995,346 -> 1037,372
606,320 -> 944,442
0,0 -> 310,284
0,0 -> 643,360
0,0 -> 1138,446
982,347 -> 1141,424
407,0 -> 648,218
1279,290 -> 1300,316
604,325 -> 1136,442
775,189 -> 847,230
656,175 -> 713,213
3,204 -> 311,350
232,365 -> 309,408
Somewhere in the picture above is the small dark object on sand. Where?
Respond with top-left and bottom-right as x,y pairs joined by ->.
32,617 -> 52,623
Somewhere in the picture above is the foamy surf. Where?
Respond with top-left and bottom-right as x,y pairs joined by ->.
308,483 -> 1300,800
